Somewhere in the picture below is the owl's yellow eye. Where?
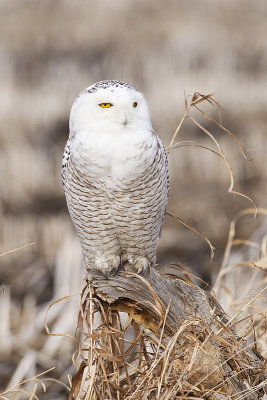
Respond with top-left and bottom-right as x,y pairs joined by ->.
132,102 -> 138,108
99,103 -> 113,108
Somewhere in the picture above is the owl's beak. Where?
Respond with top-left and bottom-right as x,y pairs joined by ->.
123,115 -> 128,126
117,110 -> 129,126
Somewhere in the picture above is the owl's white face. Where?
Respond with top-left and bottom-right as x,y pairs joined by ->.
70,81 -> 152,136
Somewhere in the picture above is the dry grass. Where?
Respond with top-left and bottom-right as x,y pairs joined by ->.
69,274 -> 266,400
2,257 -> 267,400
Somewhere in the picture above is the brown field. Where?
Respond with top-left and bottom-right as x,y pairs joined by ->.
0,0 -> 267,398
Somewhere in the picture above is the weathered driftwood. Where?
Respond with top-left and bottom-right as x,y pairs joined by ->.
86,268 -> 266,399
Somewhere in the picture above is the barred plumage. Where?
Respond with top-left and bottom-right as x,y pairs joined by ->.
62,81 -> 169,278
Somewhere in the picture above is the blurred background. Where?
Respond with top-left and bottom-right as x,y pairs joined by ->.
1,0 -> 267,398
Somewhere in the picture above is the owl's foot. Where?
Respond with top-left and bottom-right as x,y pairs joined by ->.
104,254 -> 121,277
88,255 -> 121,279
122,254 -> 150,274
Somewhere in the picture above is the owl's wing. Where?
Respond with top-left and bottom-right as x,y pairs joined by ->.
61,138 -> 71,186
152,130 -> 169,234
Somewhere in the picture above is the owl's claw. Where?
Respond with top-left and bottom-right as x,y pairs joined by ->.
123,256 -> 150,274
88,254 -> 121,279
108,255 -> 121,276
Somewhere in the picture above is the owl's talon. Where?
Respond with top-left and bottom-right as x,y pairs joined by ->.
121,252 -> 128,264
135,257 -> 150,273
112,255 -> 121,269
88,254 -> 121,279
124,257 -> 150,274
105,255 -> 121,277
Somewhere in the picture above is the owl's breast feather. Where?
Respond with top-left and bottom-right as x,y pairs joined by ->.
71,128 -> 158,181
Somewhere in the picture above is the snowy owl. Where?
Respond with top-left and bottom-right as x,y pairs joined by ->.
62,80 -> 169,278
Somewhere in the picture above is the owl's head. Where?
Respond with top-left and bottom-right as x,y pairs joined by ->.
69,80 -> 152,135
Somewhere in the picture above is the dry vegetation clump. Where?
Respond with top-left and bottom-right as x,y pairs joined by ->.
70,269 -> 266,400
